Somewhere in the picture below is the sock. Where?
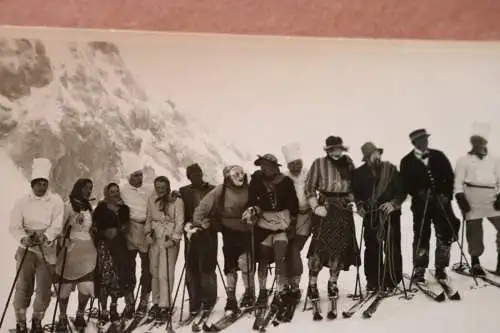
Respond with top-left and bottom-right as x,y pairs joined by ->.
59,298 -> 69,318
77,292 -> 90,315
15,309 -> 27,322
226,272 -> 237,292
257,269 -> 267,291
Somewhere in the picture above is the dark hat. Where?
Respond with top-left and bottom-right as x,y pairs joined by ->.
324,136 -> 348,151
361,142 -> 384,161
254,154 -> 282,167
409,129 -> 430,142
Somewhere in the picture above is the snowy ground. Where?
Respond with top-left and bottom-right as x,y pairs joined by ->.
1,150 -> 499,332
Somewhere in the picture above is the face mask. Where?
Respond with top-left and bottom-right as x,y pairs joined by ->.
229,167 -> 245,187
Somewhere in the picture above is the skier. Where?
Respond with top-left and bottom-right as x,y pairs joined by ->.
245,154 -> 299,310
180,164 -> 218,318
144,176 -> 184,322
281,143 -> 312,301
304,136 -> 360,308
9,158 -> 65,333
192,165 -> 255,314
399,128 -> 460,282
352,142 -> 406,292
120,161 -> 153,316
454,122 -> 500,275
92,183 -> 135,323
54,178 -> 96,332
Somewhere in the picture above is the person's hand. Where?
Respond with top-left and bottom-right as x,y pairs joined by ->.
379,202 -> 395,215
20,235 -> 34,247
164,240 -> 176,248
313,206 -> 327,217
357,205 -> 366,218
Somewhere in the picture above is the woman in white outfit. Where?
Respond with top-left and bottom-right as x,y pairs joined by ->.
145,176 -> 184,322
54,178 -> 97,332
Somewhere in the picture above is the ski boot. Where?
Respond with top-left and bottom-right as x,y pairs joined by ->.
240,288 -> 256,308
307,284 -> 322,321
225,297 -> 239,315
435,266 -> 448,280
73,313 -> 87,330
30,319 -> 43,333
15,320 -> 27,333
366,282 -> 378,293
413,267 -> 426,283
470,256 -> 486,276
148,304 -> 160,317
136,298 -> 149,316
327,281 -> 339,320
55,315 -> 69,332
252,289 -> 269,330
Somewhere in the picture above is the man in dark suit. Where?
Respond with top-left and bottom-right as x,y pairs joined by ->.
399,129 -> 460,282
179,163 -> 218,317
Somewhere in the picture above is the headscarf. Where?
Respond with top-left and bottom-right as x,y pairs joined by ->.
153,176 -> 172,213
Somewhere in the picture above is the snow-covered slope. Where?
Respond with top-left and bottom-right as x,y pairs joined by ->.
0,37 -> 250,199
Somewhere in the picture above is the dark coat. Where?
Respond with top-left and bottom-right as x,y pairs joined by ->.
399,149 -> 455,200
179,182 -> 215,224
247,170 -> 299,217
352,161 -> 407,210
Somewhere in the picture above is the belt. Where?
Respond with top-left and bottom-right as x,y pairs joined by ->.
131,219 -> 146,225
319,191 -> 350,198
298,208 -> 311,214
464,182 -> 496,190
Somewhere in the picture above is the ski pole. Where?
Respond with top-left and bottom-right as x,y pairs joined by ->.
166,244 -> 173,329
459,217 -> 466,268
51,225 -> 73,333
0,246 -> 29,329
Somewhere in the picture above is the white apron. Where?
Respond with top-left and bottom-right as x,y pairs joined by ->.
464,185 -> 500,220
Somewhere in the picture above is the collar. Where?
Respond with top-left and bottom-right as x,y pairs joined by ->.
468,149 -> 488,160
414,148 -> 430,159
28,192 -> 51,201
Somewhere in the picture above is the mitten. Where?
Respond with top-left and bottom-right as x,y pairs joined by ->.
494,194 -> 500,211
455,193 -> 471,213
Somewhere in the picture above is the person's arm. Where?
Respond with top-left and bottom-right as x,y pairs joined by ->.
389,164 -> 408,209
9,198 -> 28,242
172,198 -> 185,242
438,150 -> 455,200
45,195 -> 65,243
192,187 -> 218,230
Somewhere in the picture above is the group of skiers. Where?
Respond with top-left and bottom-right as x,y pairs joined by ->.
7,122 -> 500,333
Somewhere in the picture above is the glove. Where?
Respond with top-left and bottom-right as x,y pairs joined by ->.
184,223 -> 201,240
164,240 -> 176,248
356,204 -> 366,218
494,194 -> 500,211
20,235 -> 35,247
455,193 -> 471,213
145,232 -> 154,245
379,202 -> 395,215
242,206 -> 260,225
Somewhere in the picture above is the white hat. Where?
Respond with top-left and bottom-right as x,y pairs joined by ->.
471,121 -> 491,140
282,142 -> 302,164
31,158 -> 52,181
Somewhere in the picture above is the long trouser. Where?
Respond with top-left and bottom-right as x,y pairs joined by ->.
466,216 -> 500,258
13,247 -> 54,321
150,244 -> 179,308
363,211 -> 403,289
129,249 -> 152,300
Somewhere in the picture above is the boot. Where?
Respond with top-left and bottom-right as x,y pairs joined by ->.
289,284 -> 301,301
55,315 -> 68,333
239,288 -> 255,308
270,291 -> 285,308
255,289 -> 268,307
136,298 -> 148,315
307,284 -> 319,301
15,320 -> 27,333
148,304 -> 160,318
366,282 -> 378,293
73,313 -> 86,329
29,319 -> 43,333
156,307 -> 169,321
55,315 -> 69,333
224,296 -> 238,313
435,267 -> 447,280
470,256 -> 486,276
109,303 -> 120,322
413,267 -> 426,283
327,281 -> 338,298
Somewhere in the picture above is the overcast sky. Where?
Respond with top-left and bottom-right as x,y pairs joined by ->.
118,33 -> 500,168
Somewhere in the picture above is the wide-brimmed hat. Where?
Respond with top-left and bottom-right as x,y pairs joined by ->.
409,128 -> 430,142
361,142 -> 384,161
323,136 -> 348,151
254,154 -> 282,167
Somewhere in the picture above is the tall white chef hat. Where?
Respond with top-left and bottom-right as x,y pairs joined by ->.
31,158 -> 52,181
471,121 -> 491,141
281,142 -> 302,164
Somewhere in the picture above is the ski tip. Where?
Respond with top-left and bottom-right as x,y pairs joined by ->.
362,313 -> 372,319
436,293 -> 446,302
341,312 -> 352,318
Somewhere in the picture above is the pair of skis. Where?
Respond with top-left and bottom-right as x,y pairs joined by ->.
452,263 -> 500,289
341,287 -> 412,319
403,270 -> 461,302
